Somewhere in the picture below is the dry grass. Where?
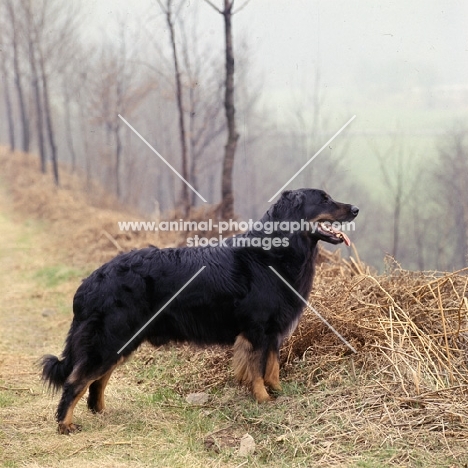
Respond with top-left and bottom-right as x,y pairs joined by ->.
1,148 -> 468,467
0,149 -> 221,267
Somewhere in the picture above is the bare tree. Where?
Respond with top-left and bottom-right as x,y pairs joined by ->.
88,47 -> 125,198
205,0 -> 247,219
88,33 -> 154,199
178,12 -> 226,206
38,39 -> 59,185
219,1 -> 239,219
432,126 -> 468,270
370,134 -> 415,260
0,38 -> 16,152
157,0 -> 190,214
287,77 -> 351,192
23,1 -> 47,173
410,183 -> 441,271
61,76 -> 78,172
3,0 -> 30,153
16,0 -> 83,184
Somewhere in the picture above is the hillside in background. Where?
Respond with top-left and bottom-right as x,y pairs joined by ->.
0,149 -> 191,266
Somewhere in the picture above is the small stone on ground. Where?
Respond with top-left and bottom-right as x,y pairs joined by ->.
185,392 -> 209,405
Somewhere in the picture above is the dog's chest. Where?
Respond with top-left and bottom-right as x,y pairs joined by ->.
282,315 -> 301,341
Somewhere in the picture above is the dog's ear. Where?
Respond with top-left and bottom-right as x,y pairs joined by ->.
270,190 -> 306,219
283,190 -> 306,208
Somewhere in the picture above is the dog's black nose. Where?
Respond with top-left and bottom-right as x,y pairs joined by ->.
351,205 -> 359,217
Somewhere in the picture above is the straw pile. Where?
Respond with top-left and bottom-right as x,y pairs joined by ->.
286,251 -> 468,392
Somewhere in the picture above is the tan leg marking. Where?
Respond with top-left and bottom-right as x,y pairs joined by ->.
264,350 -> 282,391
252,376 -> 272,402
233,335 -> 252,384
90,366 -> 115,413
89,356 -> 126,413
58,383 -> 91,435
233,335 -> 271,403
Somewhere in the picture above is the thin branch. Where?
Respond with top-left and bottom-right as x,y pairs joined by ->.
203,0 -> 222,14
233,0 -> 252,15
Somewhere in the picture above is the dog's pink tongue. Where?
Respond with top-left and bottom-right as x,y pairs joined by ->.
341,231 -> 351,247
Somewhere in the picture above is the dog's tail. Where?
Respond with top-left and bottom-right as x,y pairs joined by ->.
41,354 -> 73,392
41,326 -> 75,392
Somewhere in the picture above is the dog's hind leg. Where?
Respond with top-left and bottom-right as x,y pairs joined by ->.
56,377 -> 92,435
87,357 -> 126,414
233,334 -> 271,403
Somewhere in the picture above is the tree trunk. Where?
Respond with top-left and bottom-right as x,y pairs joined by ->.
412,203 -> 425,271
220,0 -> 239,219
62,79 -> 77,172
29,40 -> 47,173
115,122 -> 122,198
115,71 -> 124,199
78,88 -> 92,187
392,192 -> 401,259
452,144 -> 468,269
188,84 -> 199,207
7,2 -> 30,153
453,201 -> 467,269
164,0 -> 190,215
39,49 -> 59,185
1,59 -> 16,152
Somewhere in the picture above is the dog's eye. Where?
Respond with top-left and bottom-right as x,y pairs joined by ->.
321,194 -> 330,203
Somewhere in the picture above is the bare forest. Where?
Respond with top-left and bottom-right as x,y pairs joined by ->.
0,0 -> 467,272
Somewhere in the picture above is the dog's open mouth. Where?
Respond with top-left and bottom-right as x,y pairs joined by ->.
317,222 -> 351,246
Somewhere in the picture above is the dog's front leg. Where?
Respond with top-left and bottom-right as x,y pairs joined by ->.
233,334 -> 271,402
264,349 -> 282,392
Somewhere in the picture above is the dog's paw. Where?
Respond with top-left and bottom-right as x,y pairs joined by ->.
58,422 -> 82,435
266,382 -> 282,392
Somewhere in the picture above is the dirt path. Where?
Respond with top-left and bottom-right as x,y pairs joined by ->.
0,181 -> 88,370
0,189 -> 86,465
0,196 -> 53,380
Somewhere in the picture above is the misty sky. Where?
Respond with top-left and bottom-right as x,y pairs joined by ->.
81,0 -> 468,105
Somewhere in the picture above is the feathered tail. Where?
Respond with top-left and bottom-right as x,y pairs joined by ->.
41,324 -> 75,392
41,354 -> 73,392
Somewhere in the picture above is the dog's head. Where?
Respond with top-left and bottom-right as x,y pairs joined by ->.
269,188 -> 359,246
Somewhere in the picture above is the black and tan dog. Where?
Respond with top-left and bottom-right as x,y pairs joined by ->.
42,188 -> 359,434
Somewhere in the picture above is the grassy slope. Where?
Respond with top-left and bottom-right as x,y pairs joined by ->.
0,178 -> 468,467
